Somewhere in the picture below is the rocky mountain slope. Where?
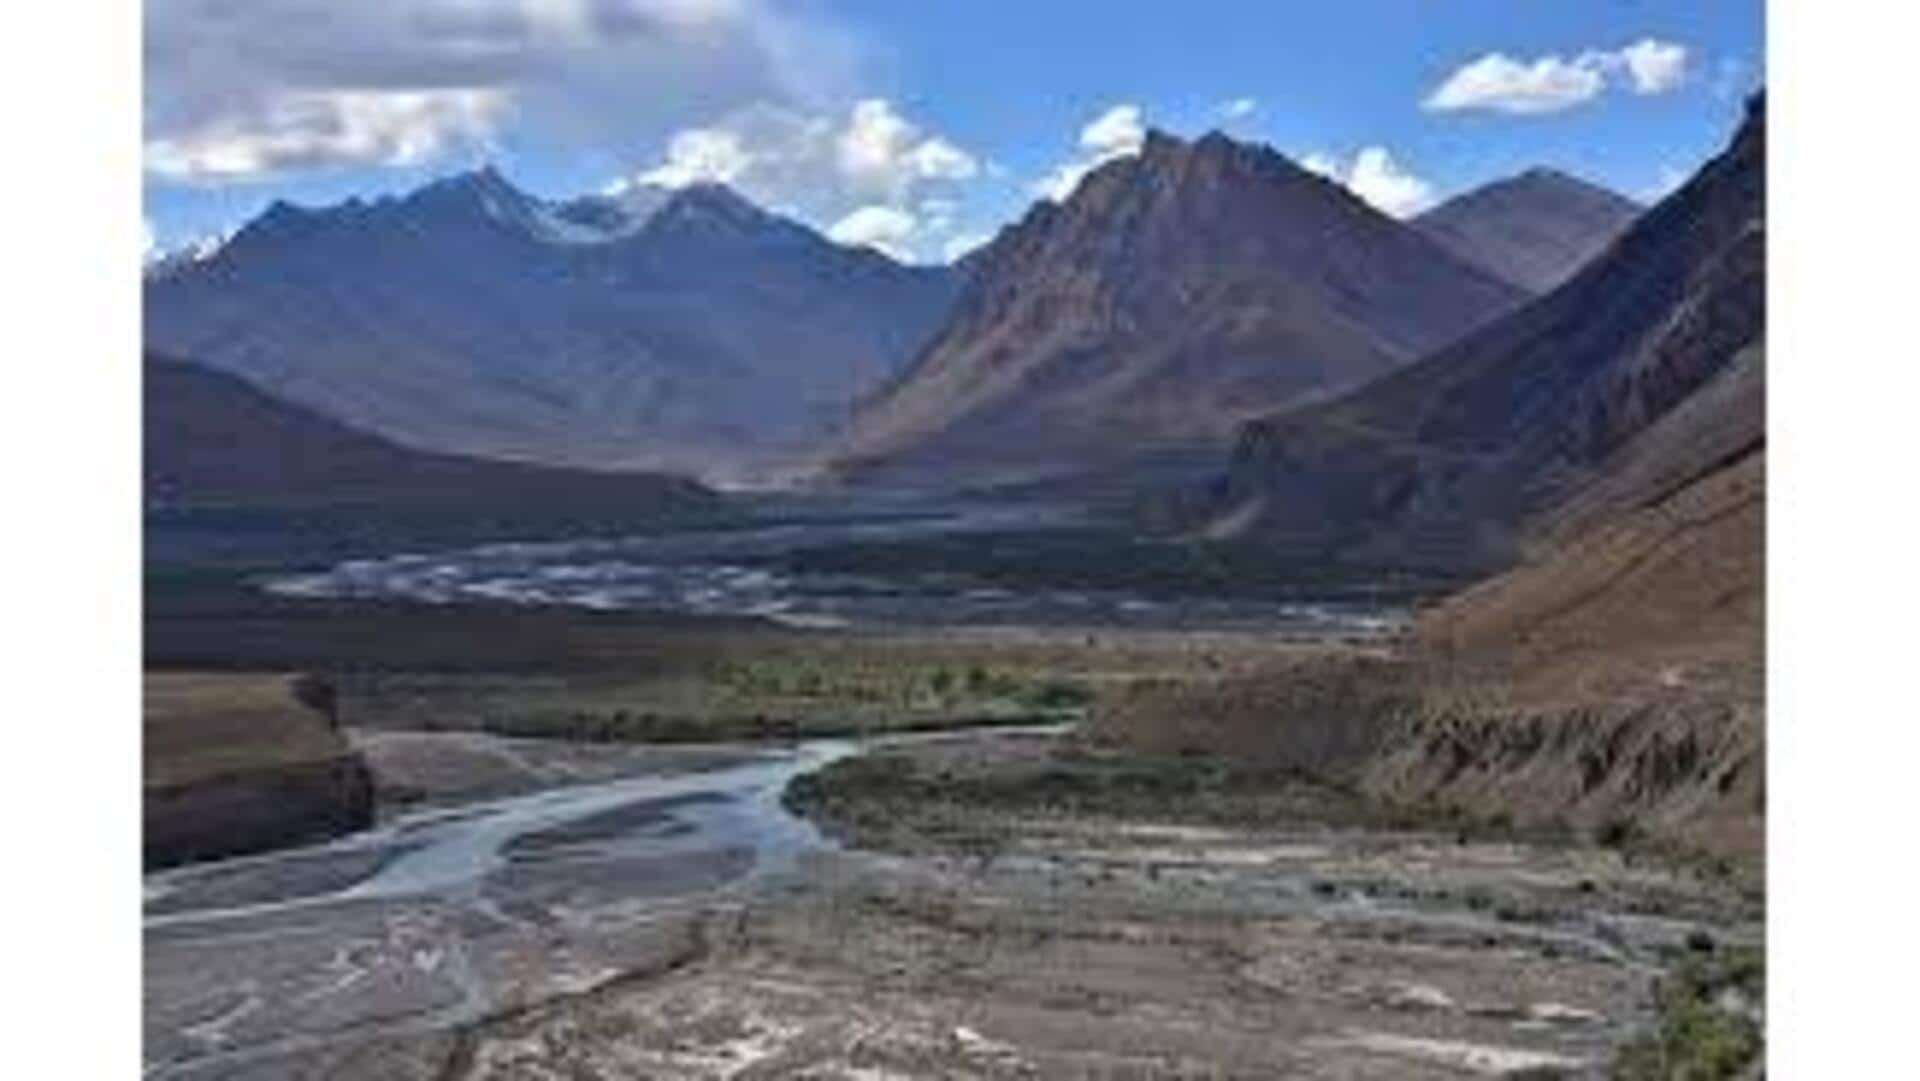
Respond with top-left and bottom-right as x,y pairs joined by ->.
1413,168 -> 1641,293
145,354 -> 716,514
1201,96 -> 1763,574
1158,96 -> 1767,861
826,130 -> 1526,480
144,171 -> 958,477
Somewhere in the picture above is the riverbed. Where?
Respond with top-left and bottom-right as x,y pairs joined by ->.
259,498 -> 1411,636
144,727 -> 1757,1079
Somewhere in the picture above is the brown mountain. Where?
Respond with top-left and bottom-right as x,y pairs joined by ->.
144,354 -> 715,515
1412,168 -> 1641,293
1200,95 -> 1764,574
825,130 -> 1526,481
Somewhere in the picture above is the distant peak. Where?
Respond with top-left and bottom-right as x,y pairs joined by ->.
436,163 -> 525,198
670,182 -> 761,213
1139,128 -> 1188,160
649,183 -> 782,234
1135,127 -> 1276,173
235,198 -> 316,241
1502,166 -> 1640,209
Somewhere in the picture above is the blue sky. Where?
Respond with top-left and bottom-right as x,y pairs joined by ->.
144,1 -> 1762,262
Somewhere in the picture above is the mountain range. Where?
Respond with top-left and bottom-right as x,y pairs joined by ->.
1195,95 -> 1764,575
146,131 -> 1658,495
823,130 -> 1530,481
144,170 -> 958,478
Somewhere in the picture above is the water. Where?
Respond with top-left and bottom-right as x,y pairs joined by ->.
144,740 -> 856,928
260,501 -> 1406,635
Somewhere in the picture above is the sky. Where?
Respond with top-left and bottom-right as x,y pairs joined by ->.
143,0 -> 1763,264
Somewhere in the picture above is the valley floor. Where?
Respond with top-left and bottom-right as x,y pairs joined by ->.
145,723 -> 1759,1080
143,500 -> 1763,1078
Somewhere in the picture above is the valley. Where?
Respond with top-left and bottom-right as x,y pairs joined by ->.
144,724 -> 1759,1080
141,77 -> 1766,1080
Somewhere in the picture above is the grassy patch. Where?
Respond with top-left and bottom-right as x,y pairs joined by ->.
783,742 -> 1381,856
758,527 -> 1462,603
1613,944 -> 1764,1080
323,630 -> 1266,745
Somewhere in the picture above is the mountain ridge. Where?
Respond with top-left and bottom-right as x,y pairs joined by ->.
1197,94 -> 1764,572
144,170 -> 960,479
144,353 -> 717,514
824,128 -> 1528,482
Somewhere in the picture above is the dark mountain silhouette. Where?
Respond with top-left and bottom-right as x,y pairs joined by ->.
1413,168 -> 1641,292
824,129 -> 1526,481
143,171 -> 959,478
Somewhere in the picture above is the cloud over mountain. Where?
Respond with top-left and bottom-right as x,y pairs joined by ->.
1301,146 -> 1437,219
622,98 -> 983,262
1423,38 -> 1691,115
1031,103 -> 1148,201
144,0 -> 861,181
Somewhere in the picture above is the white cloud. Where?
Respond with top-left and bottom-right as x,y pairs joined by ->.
1218,97 -> 1258,120
1300,152 -> 1341,181
145,0 -> 861,182
1711,56 -> 1753,102
1423,39 -> 1690,115
1619,38 -> 1689,94
624,98 -> 983,262
1031,103 -> 1148,201
1423,52 -> 1609,115
1346,147 -> 1436,218
941,230 -> 992,263
639,127 -> 756,187
826,204 -> 917,258
1299,146 -> 1436,218
835,99 -> 979,199
1080,104 -> 1146,156
1641,164 -> 1691,203
633,99 -> 976,202
145,88 -> 510,182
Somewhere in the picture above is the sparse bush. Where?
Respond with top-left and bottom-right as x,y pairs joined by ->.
1597,816 -> 1645,849
1612,946 -> 1764,1080
1021,679 -> 1093,711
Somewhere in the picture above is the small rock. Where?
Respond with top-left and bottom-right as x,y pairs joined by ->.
1383,982 -> 1457,1012
1525,1002 -> 1603,1025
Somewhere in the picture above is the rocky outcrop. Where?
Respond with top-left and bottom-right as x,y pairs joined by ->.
145,754 -> 375,870
1365,694 -> 1763,859
827,130 -> 1524,481
144,674 -> 376,869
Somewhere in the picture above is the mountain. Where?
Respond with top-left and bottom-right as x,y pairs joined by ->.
1412,169 -> 1641,293
1199,95 -> 1764,574
144,354 -> 716,514
823,130 -> 1527,481
143,170 -> 960,478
